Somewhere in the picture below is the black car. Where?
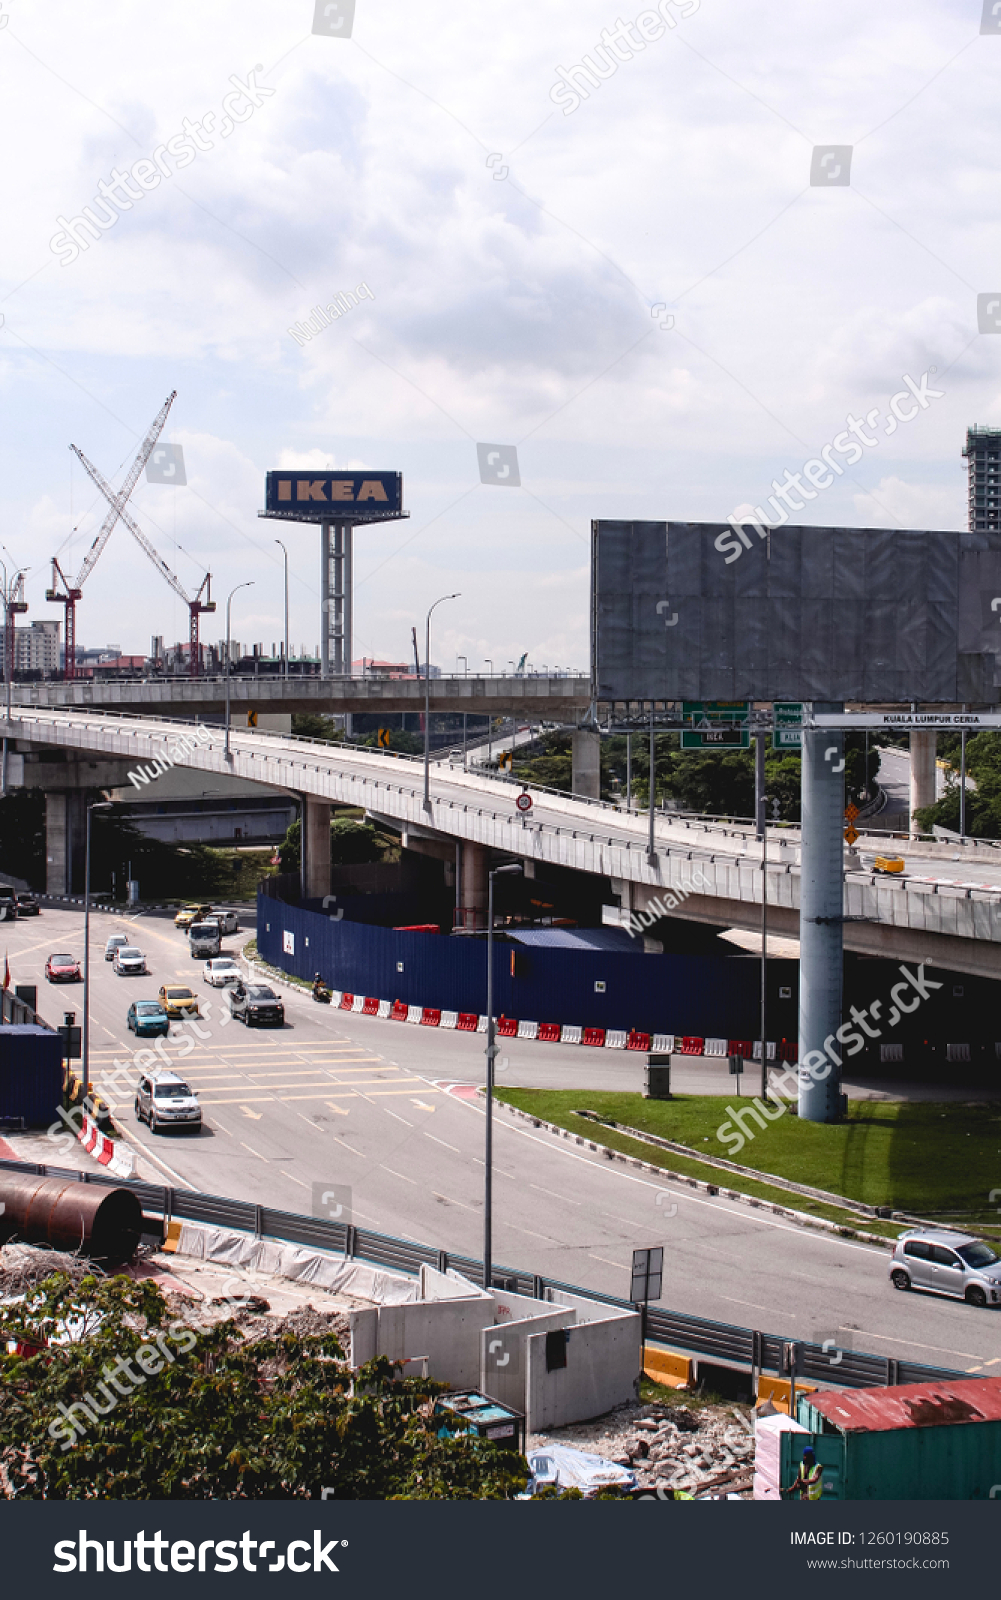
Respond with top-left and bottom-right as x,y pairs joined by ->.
14,894 -> 38,916
229,982 -> 285,1027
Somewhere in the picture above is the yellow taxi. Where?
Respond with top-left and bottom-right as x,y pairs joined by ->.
174,904 -> 214,929
158,984 -> 201,1018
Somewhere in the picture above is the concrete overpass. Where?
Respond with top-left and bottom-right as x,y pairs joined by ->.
7,672 -> 593,720
6,704 -> 1001,980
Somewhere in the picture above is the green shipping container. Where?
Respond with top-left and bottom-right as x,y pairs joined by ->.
781,1376 -> 1001,1499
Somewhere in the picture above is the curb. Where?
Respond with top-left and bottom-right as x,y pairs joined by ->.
494,1099 -> 895,1250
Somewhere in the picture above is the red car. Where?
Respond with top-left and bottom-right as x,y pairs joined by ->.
45,952 -> 81,983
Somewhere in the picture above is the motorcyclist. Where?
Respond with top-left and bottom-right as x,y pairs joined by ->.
312,972 -> 328,1001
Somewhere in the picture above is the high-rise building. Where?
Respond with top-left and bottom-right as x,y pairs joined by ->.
963,426 -> 1001,531
0,618 -> 62,673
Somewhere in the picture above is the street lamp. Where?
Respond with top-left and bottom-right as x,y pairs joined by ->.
225,581 -> 254,759
0,557 -> 28,796
83,800 -> 114,1101
275,540 -> 289,680
483,860 -> 523,1290
457,654 -> 467,676
423,592 -> 459,812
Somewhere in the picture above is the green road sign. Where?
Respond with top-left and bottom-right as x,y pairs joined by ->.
773,701 -> 803,749
681,701 -> 750,750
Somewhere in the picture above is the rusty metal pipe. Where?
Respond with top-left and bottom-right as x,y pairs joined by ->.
0,1175 -> 142,1265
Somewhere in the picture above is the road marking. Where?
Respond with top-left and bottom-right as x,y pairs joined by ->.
324,1103 -> 350,1115
589,1254 -> 626,1270
239,1106 -> 263,1120
411,1100 -> 436,1112
239,1141 -> 268,1160
381,1165 -> 417,1185
530,1182 -> 581,1206
381,1108 -> 413,1127
279,1171 -> 311,1190
842,1326 -> 983,1362
425,1133 -> 462,1153
432,1190 -> 477,1212
721,1295 -> 793,1317
449,1096 -> 889,1257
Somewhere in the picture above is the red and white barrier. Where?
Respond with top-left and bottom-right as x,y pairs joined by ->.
79,1113 -> 134,1180
303,976 -> 758,1062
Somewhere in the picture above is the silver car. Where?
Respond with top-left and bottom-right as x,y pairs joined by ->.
889,1228 -> 1001,1308
105,933 -> 130,962
135,1070 -> 202,1134
113,945 -> 147,975
204,957 -> 242,987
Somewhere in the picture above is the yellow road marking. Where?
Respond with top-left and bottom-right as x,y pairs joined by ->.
239,1106 -> 263,1120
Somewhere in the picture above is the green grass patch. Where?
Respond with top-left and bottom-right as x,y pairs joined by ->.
495,1087 -> 1001,1230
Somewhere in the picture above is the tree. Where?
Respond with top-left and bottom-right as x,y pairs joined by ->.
0,1272 -> 527,1500
916,731 -> 1001,838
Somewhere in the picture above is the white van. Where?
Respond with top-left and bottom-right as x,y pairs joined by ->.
189,921 -> 221,959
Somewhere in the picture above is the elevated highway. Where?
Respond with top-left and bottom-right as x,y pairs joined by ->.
5,705 -> 1001,979
6,672 -> 592,720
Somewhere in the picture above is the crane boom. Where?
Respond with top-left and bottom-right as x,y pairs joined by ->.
70,445 -> 191,605
69,390 -> 176,589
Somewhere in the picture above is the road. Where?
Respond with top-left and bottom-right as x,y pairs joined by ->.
5,904 -> 1001,1378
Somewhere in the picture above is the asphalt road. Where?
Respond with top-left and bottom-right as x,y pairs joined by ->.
6,904 -> 1001,1377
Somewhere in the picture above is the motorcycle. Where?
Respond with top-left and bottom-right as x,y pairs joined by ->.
311,982 -> 332,1004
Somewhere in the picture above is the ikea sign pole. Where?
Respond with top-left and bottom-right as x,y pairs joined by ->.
260,472 -> 407,680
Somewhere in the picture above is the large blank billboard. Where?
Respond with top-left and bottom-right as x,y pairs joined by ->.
592,521 -> 1001,704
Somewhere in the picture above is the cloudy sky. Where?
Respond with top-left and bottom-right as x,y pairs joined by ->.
0,0 -> 997,669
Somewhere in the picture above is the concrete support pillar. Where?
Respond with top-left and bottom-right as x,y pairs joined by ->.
459,842 -> 488,930
46,792 -> 69,896
909,730 -> 937,836
301,795 -> 331,902
798,709 -> 844,1124
571,728 -> 601,800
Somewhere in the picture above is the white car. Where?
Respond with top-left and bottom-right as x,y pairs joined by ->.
114,946 -> 147,976
204,957 -> 242,987
207,911 -> 240,935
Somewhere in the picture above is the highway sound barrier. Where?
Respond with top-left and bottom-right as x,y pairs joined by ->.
592,521 -> 1001,704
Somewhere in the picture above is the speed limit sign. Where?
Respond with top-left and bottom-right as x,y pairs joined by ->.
516,791 -> 533,813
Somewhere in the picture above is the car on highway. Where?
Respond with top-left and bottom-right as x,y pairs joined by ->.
889,1228 -> 1001,1307
158,984 -> 201,1018
127,1000 -> 170,1038
14,893 -> 39,916
230,982 -> 285,1027
204,957 -> 242,987
45,952 -> 81,983
135,1070 -> 202,1134
174,903 -> 213,929
113,946 -> 147,976
105,933 -> 130,961
206,910 -> 240,935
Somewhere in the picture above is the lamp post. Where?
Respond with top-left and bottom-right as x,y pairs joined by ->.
457,654 -> 467,676
0,558 -> 28,797
225,581 -> 254,759
83,800 -> 114,1101
423,592 -> 459,812
275,540 -> 289,680
484,861 -> 523,1290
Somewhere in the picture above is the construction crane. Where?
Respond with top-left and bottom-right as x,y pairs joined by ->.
69,445 -> 216,679
50,392 -> 177,680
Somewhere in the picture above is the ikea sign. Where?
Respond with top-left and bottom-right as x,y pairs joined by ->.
265,470 -> 402,519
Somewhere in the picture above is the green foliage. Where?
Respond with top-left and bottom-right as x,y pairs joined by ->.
329,818 -> 385,866
291,714 -> 343,743
0,1274 -> 528,1501
916,731 -> 1001,839
278,818 -> 301,872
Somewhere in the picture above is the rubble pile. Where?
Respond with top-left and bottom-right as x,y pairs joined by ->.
530,1400 -> 756,1498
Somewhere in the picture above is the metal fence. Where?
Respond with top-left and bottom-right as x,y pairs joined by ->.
0,1155 -> 963,1392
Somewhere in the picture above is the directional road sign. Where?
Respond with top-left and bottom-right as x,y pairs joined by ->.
773,701 -> 803,748
681,701 -> 750,749
376,727 -> 391,748
844,825 -> 859,846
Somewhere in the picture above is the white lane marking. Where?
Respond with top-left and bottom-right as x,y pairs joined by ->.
381,1109 -> 413,1127
720,1295 -> 795,1317
279,1171 -> 310,1191
844,1326 -> 983,1362
239,1141 -> 267,1160
589,1254 -> 626,1269
425,1133 -> 462,1154
381,1165 -> 418,1185
452,1097 -> 887,1257
432,1190 -> 478,1212
531,1182 -> 581,1206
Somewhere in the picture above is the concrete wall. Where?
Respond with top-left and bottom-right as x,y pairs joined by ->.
524,1309 -> 642,1432
479,1309 -> 576,1416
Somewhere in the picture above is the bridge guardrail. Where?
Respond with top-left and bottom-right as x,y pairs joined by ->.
0,1155 -> 963,1392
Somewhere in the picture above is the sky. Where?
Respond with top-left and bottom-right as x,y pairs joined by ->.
0,0 -> 998,671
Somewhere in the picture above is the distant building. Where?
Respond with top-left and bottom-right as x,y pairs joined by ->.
963,426 -> 1001,531
0,618 -> 62,673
